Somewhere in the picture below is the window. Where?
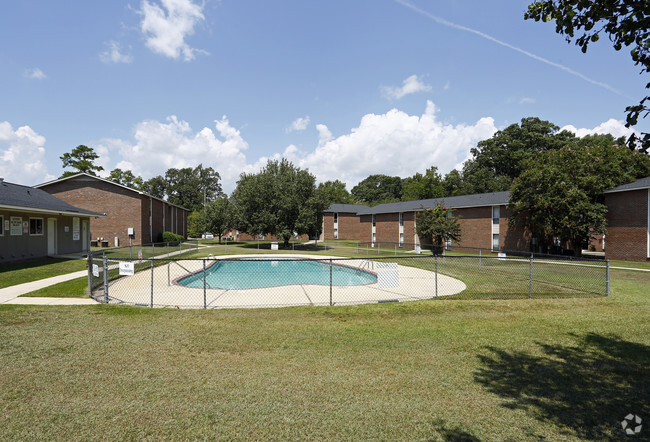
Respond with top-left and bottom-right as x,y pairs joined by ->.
29,218 -> 43,236
333,213 -> 338,223
492,206 -> 500,225
492,234 -> 500,251
372,215 -> 376,227
334,228 -> 338,239
399,212 -> 404,226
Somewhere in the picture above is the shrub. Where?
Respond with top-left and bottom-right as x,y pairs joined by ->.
159,231 -> 184,242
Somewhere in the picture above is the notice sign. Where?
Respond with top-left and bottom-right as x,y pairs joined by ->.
73,217 -> 80,241
10,216 -> 22,236
118,262 -> 135,276
92,264 -> 99,277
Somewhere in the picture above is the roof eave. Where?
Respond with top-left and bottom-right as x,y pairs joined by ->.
0,204 -> 105,217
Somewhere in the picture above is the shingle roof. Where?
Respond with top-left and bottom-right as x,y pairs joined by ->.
0,180 -> 103,217
604,176 -> 650,193
326,203 -> 372,214
326,191 -> 511,215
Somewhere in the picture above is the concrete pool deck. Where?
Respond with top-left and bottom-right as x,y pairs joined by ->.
98,254 -> 466,309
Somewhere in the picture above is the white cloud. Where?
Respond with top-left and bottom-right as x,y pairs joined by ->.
382,74 -> 432,100
519,97 -> 535,104
286,116 -> 310,133
24,68 -> 46,80
139,0 -> 206,61
98,115 -> 251,193
283,100 -> 498,189
560,119 -> 636,139
100,41 -> 134,64
316,124 -> 333,146
0,122 -> 54,185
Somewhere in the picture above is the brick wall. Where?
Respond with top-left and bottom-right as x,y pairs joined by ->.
605,189 -> 649,261
453,206 -> 492,250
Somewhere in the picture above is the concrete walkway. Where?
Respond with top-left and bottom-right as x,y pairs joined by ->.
0,270 -> 98,305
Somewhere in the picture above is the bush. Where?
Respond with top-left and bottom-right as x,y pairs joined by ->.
159,231 -> 184,242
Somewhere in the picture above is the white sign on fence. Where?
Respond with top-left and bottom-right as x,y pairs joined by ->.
92,264 -> 99,277
119,262 -> 135,276
498,252 -> 507,261
271,242 -> 279,250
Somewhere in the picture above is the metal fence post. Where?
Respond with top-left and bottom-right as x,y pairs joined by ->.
152,243 -> 155,259
103,254 -> 109,304
479,249 -> 482,272
435,254 -> 438,297
529,254 -> 533,299
203,259 -> 207,309
606,260 -> 610,296
329,258 -> 333,306
150,258 -> 154,308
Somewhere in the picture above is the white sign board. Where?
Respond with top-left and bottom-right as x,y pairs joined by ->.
10,216 -> 22,236
118,262 -> 135,276
415,245 -> 421,255
271,242 -> 279,250
92,264 -> 99,277
498,252 -> 507,261
73,217 -> 80,241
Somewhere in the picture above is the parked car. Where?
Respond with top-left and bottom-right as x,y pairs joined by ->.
202,232 -> 214,240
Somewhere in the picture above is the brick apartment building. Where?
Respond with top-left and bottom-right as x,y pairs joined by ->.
36,173 -> 189,247
604,176 -> 650,261
323,191 -> 529,252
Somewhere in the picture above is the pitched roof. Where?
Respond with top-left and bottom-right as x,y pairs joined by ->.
604,176 -> 650,194
326,191 -> 510,215
326,203 -> 372,214
0,180 -> 104,217
35,172 -> 189,211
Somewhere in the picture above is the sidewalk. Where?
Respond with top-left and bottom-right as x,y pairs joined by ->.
0,270 -> 98,305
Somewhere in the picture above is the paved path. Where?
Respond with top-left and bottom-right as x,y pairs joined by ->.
0,270 -> 98,305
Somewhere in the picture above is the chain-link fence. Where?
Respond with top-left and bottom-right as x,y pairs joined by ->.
88,252 -> 609,309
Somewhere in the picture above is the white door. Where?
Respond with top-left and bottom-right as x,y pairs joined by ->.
82,220 -> 88,251
47,218 -> 57,255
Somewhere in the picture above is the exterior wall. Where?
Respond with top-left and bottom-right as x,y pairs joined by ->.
39,178 -> 188,247
452,206 -> 492,250
605,189 -> 649,261
403,212 -> 416,247
501,207 -> 531,252
323,212 -> 366,241
375,212 -> 399,244
0,210 -> 89,263
359,215 -> 373,244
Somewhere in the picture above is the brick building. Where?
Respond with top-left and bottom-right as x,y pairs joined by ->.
36,173 -> 189,247
323,191 -> 529,252
604,176 -> 650,261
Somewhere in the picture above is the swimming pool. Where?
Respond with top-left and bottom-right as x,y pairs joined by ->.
176,258 -> 377,289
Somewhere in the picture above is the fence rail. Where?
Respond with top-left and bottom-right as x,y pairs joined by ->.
88,252 -> 609,309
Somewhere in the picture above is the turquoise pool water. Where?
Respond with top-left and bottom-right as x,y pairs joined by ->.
176,258 -> 377,289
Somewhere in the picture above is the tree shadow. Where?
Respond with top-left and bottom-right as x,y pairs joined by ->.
429,419 -> 481,441
474,333 -> 650,440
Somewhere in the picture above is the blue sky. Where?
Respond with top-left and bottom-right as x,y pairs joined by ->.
1,0 -> 647,193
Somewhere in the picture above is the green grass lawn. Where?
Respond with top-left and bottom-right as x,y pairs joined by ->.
0,257 -> 86,289
1,267 -> 648,440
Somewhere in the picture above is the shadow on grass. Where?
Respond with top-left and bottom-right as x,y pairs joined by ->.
430,419 -> 480,441
474,333 -> 650,440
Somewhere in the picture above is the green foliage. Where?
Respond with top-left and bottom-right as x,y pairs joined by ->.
59,145 -> 104,177
187,211 -> 204,238
316,180 -> 354,205
231,158 -> 320,245
351,174 -> 402,205
401,167 -> 444,201
141,175 -> 166,199
510,139 -> 650,255
415,204 -> 462,251
107,168 -> 143,189
159,231 -> 184,242
202,196 -> 234,242
525,0 -> 650,153
164,164 -> 222,212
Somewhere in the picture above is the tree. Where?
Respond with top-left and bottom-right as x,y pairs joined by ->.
202,196 -> 234,243
164,164 -> 222,212
510,137 -> 650,255
525,0 -> 650,153
107,168 -> 143,189
415,204 -> 462,254
351,174 -> 403,205
316,180 -> 354,206
441,169 -> 465,196
187,211 -> 204,239
401,167 -> 445,201
231,159 -> 320,247
141,175 -> 167,199
60,145 -> 104,178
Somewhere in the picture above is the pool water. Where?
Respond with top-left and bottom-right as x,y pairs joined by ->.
177,258 -> 377,289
